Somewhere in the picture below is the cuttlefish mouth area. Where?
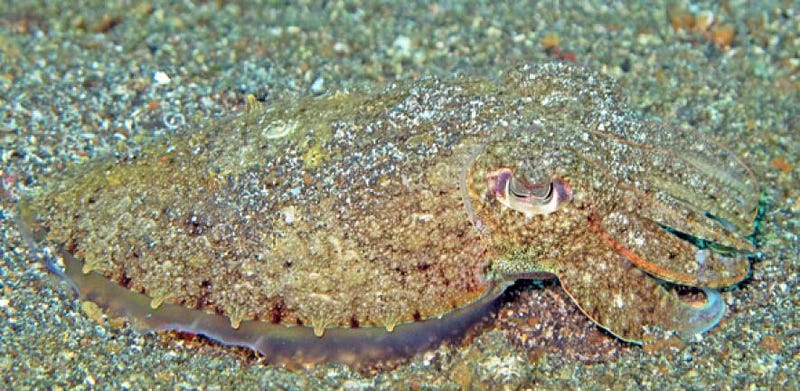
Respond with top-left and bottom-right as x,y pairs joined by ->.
487,167 -> 573,217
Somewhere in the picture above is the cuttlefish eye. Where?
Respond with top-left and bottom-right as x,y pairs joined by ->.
487,167 -> 573,217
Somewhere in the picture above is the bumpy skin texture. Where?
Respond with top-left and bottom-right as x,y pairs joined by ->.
32,63 -> 758,352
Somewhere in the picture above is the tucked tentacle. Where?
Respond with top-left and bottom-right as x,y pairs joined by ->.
547,233 -> 726,343
593,207 -> 750,288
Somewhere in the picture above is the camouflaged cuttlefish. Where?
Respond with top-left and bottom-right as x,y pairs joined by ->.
23,62 -> 759,369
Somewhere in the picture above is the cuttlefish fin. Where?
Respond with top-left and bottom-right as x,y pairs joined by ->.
551,234 -> 726,344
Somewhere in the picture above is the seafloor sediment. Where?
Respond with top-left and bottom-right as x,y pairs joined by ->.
0,1 -> 797,389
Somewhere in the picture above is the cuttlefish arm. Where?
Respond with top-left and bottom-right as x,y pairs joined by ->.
498,230 -> 725,343
573,123 -> 759,288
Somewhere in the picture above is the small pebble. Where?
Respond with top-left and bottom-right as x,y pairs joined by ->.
153,71 -> 171,85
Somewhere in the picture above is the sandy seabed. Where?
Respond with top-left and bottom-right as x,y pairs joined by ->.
0,1 -> 797,389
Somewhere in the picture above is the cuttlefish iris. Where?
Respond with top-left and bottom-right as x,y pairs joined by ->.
22,62 -> 758,369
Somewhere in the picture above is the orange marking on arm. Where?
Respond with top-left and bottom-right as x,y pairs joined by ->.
587,213 -> 746,288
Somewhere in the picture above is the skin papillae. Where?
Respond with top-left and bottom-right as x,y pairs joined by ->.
24,62 -> 758,369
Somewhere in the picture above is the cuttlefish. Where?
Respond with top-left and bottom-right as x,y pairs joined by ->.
23,62 -> 758,369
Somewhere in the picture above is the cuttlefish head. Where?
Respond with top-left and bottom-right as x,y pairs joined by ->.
459,119 -> 758,344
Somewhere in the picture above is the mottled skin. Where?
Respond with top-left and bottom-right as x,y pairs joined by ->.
30,63 -> 757,354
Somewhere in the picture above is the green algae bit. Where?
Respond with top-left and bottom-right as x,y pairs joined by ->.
25,62 -> 759,370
